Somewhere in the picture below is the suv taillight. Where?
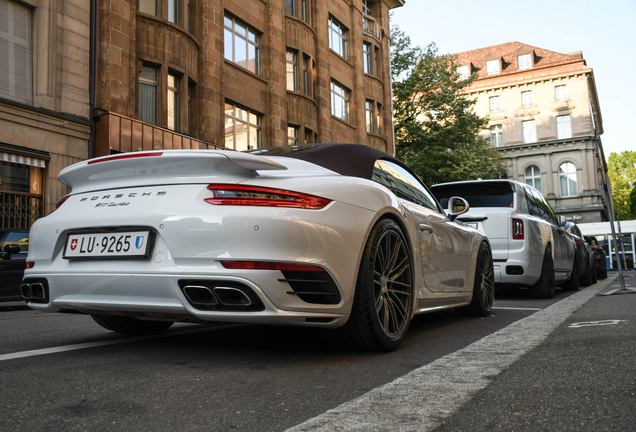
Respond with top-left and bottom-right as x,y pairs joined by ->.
512,218 -> 524,240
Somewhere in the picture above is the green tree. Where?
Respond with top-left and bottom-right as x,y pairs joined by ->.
608,151 -> 636,220
390,25 -> 507,185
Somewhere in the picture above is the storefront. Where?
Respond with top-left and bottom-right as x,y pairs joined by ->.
0,144 -> 50,229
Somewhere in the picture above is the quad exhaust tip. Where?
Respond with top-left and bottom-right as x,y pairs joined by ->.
183,285 -> 252,307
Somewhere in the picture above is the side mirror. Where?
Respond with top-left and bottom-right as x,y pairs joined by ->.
559,215 -> 567,227
447,196 -> 470,222
1,244 -> 21,260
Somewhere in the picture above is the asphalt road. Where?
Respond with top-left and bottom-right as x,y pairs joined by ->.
0,276 -> 630,431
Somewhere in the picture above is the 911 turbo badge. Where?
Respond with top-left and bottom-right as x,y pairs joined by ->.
79,191 -> 167,208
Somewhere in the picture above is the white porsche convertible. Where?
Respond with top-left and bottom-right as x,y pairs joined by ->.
23,144 -> 494,351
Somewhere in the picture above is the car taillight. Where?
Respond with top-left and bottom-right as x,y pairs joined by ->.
574,238 -> 583,246
205,185 -> 331,209
26,262 -> 34,269
591,246 -> 604,252
221,261 -> 324,272
56,195 -> 70,209
512,218 -> 524,240
87,152 -> 163,165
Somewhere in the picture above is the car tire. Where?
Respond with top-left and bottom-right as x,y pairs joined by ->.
591,262 -> 598,284
580,259 -> 593,287
529,246 -> 556,299
457,242 -> 495,317
561,253 -> 580,291
598,264 -> 608,280
339,219 -> 413,351
91,315 -> 174,335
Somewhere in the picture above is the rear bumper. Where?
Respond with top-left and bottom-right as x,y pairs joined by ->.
23,272 -> 350,328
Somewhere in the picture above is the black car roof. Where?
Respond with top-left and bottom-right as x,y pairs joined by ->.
249,143 -> 404,180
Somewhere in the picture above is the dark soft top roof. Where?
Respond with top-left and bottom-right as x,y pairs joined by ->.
249,143 -> 402,180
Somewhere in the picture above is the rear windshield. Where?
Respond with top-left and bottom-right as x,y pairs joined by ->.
432,182 -> 515,208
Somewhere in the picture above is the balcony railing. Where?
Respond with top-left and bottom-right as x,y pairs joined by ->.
0,191 -> 42,229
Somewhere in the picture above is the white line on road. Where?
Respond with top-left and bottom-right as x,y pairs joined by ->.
0,324 -> 239,362
286,288 -> 602,432
492,306 -> 543,311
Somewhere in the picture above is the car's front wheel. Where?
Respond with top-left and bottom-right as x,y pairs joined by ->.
91,315 -> 174,335
340,219 -> 413,351
457,242 -> 495,317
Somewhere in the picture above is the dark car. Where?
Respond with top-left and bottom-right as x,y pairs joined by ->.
564,222 -> 595,286
585,235 -> 608,280
0,229 -> 29,302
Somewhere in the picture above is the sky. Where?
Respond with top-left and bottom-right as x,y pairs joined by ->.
390,0 -> 636,161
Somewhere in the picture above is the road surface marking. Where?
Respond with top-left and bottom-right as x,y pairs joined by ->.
569,319 -> 626,328
492,306 -> 542,311
0,324 -> 239,362
287,288 -> 600,432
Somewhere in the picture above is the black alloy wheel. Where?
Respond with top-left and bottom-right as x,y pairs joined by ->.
340,219 -> 413,351
458,242 -> 495,316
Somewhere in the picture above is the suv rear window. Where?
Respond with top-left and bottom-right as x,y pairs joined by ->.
432,182 -> 514,208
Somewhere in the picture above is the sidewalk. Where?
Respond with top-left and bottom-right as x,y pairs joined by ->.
436,272 -> 636,431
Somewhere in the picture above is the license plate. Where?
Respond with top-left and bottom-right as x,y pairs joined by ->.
64,231 -> 152,259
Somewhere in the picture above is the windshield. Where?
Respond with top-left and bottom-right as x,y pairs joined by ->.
432,182 -> 515,208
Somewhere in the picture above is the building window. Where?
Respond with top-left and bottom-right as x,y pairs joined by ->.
557,115 -> 572,139
303,55 -> 312,97
363,43 -> 372,74
167,73 -> 180,131
224,103 -> 261,151
304,127 -> 314,144
138,65 -> 158,126
365,100 -> 374,133
486,60 -> 499,75
139,0 -> 159,16
285,0 -> 310,23
363,0 -> 373,16
286,50 -> 298,92
168,0 -> 179,24
490,125 -> 503,147
188,78 -> 196,135
518,54 -> 532,69
224,16 -> 260,75
525,166 -> 542,192
522,120 -> 537,143
328,17 -> 347,59
376,103 -> 382,134
559,162 -> 577,197
374,47 -> 380,77
458,65 -> 469,79
331,80 -> 350,122
0,0 -> 33,105
287,126 -> 299,145
489,96 -> 500,112
555,85 -> 568,102
521,90 -> 533,107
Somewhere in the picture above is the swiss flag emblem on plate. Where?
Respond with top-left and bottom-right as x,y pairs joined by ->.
70,239 -> 78,251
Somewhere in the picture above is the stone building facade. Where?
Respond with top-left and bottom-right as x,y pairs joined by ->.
455,42 -> 610,223
94,0 -> 403,157
0,0 -> 91,227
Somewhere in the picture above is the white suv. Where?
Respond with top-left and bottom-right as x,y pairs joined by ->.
431,179 -> 578,298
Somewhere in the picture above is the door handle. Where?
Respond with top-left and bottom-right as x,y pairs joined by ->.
419,223 -> 433,233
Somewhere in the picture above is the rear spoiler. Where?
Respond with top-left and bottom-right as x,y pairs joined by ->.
58,150 -> 288,193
